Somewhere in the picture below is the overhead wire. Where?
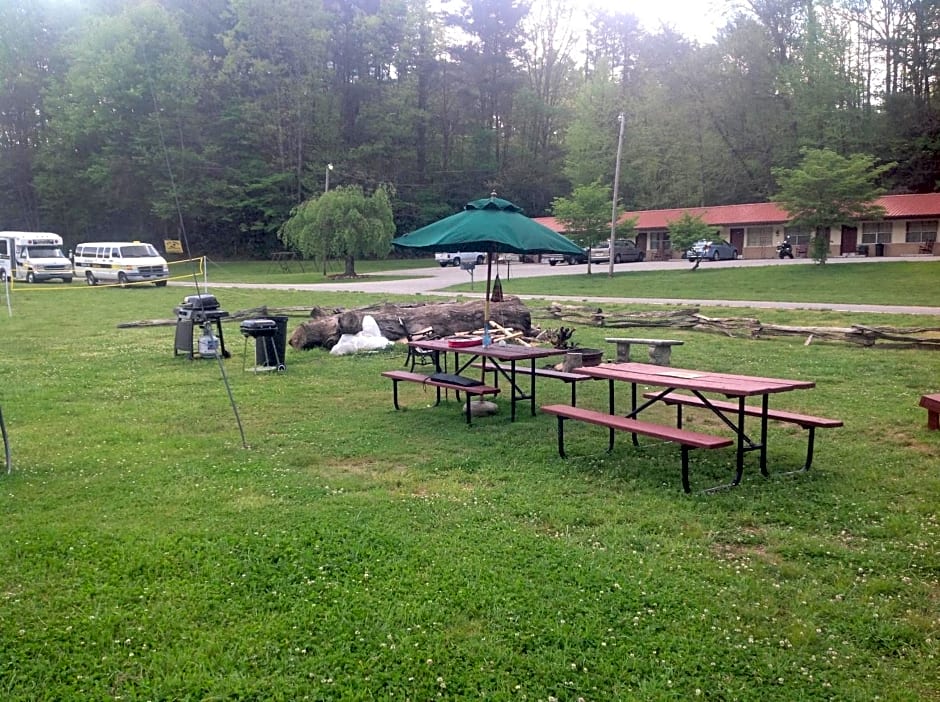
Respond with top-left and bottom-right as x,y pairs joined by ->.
148,74 -> 248,449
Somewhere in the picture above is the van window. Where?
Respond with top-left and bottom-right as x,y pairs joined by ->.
0,241 -> 7,256
120,244 -> 158,257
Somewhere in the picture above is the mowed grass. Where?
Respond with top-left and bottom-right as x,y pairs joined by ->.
1,277 -> 939,700
448,259 -> 940,307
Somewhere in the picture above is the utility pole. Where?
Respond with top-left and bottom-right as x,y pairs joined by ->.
609,112 -> 625,277
325,163 -> 333,193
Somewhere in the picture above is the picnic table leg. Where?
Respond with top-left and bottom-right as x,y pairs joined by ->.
527,359 -> 536,416
758,394 -> 769,477
555,416 -> 568,458
606,379 -> 616,451
629,382 -> 639,446
732,397 -> 746,487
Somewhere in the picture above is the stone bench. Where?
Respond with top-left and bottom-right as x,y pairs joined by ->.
604,337 -> 685,366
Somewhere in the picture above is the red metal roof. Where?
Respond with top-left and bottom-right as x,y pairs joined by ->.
533,193 -> 940,231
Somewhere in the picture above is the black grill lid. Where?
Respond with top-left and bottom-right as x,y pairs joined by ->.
181,293 -> 219,310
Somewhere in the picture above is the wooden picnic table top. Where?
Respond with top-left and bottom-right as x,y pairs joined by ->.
412,338 -> 567,362
575,362 -> 815,397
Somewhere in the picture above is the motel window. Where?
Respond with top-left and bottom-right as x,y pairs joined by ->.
746,226 -> 773,247
783,226 -> 811,245
861,222 -> 892,244
905,220 -> 938,243
645,230 -> 670,251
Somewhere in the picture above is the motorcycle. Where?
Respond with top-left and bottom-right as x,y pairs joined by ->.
776,238 -> 794,259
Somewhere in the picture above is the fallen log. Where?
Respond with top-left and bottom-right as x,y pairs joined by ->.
289,297 -> 533,350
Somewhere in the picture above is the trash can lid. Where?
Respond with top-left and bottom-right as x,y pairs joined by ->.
240,318 -> 278,336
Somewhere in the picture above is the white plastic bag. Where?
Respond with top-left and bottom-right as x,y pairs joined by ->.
329,315 -> 393,355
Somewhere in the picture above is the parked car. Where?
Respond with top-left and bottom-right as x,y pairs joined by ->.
684,239 -> 738,261
589,239 -> 646,263
545,234 -> 588,265
435,251 -> 485,267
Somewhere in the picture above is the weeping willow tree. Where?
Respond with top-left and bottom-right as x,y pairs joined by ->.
279,185 -> 395,276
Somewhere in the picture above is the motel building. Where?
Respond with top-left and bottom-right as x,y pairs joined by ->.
535,192 -> 939,260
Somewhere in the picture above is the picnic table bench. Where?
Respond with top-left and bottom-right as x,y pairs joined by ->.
604,337 -> 684,365
470,362 -> 594,405
644,392 -> 842,473
920,393 -> 940,430
541,404 -> 733,493
381,370 -> 500,425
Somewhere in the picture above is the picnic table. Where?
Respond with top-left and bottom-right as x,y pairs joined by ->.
548,362 -> 840,492
403,338 -> 568,421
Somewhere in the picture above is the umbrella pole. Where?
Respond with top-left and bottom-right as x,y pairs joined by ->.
484,252 -> 493,323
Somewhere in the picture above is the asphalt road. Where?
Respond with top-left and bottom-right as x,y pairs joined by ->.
206,254 -> 940,316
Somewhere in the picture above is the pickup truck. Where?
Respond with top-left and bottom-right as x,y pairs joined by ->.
435,252 -> 485,267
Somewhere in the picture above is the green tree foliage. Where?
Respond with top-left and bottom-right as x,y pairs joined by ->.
551,181 -> 613,274
772,148 -> 895,263
279,185 -> 395,276
2,0 -> 940,254
666,212 -> 715,262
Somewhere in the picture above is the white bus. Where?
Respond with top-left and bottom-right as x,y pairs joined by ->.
73,241 -> 169,287
0,231 -> 73,283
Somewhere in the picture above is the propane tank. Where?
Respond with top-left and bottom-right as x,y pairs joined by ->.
198,330 -> 219,358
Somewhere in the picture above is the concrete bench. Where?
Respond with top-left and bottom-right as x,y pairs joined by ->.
920,393 -> 940,430
604,337 -> 685,365
644,392 -> 843,473
381,370 -> 500,425
541,404 -> 733,493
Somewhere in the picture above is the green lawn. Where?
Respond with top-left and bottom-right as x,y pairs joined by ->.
448,259 -> 940,307
192,255 -> 436,284
1,281 -> 938,700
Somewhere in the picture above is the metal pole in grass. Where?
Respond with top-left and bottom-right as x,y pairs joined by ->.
1,405 -> 10,474
150,74 -> 248,449
609,112 -> 625,278
3,273 -> 11,317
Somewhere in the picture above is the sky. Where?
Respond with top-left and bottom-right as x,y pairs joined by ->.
591,0 -> 726,44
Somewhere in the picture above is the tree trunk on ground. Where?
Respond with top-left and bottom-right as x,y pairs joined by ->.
289,297 -> 533,350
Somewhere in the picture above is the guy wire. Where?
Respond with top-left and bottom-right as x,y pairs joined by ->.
149,75 -> 248,449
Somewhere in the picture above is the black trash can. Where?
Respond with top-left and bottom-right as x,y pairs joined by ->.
875,242 -> 885,257
256,315 -> 289,370
856,244 -> 869,257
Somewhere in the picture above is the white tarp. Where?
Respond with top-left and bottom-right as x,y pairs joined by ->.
329,315 -> 393,355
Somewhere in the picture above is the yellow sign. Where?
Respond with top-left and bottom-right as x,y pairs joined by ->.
164,239 -> 183,254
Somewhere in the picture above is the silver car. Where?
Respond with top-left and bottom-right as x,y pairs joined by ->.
685,239 -> 738,261
589,239 -> 646,263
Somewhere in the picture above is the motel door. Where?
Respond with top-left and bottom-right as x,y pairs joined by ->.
729,228 -> 744,254
840,226 -> 858,255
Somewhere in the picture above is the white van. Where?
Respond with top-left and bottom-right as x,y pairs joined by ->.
0,231 -> 73,283
73,241 -> 169,287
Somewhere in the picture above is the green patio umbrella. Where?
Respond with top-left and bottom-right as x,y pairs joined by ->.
394,194 -> 584,327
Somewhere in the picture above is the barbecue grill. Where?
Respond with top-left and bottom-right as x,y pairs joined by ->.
174,293 -> 230,359
239,317 -> 288,372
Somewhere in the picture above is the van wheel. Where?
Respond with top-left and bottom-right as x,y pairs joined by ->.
63,277 -> 73,284
26,272 -> 36,283
155,280 -> 167,287
118,272 -> 129,287
85,272 -> 98,286
614,254 -> 623,264
0,270 -> 6,282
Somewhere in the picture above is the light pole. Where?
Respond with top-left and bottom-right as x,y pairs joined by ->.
325,163 -> 333,193
609,112 -> 625,277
